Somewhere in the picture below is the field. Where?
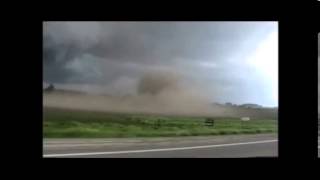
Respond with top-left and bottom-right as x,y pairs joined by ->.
43,107 -> 278,138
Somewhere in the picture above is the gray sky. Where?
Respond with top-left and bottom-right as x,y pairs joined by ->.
43,21 -> 278,107
318,33 -> 320,112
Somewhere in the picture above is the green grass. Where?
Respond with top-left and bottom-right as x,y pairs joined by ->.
43,107 -> 278,138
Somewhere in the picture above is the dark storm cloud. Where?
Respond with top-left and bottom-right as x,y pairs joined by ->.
43,21 -> 277,106
87,22 -> 273,64
318,33 -> 320,110
43,34 -> 85,83
43,22 -> 274,81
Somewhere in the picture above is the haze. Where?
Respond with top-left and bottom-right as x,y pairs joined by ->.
43,21 -> 278,112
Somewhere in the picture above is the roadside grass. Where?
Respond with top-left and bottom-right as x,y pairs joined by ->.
43,107 -> 277,138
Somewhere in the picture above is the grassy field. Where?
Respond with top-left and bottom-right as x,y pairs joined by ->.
43,107 -> 278,138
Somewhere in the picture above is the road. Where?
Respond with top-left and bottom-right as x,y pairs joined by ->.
43,133 -> 277,158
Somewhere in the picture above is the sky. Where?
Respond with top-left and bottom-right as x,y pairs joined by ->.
318,33 -> 320,112
43,21 -> 278,107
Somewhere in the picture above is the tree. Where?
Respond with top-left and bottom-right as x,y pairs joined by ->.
44,83 -> 55,92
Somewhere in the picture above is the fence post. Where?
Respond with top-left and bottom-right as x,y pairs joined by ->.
154,119 -> 161,129
204,118 -> 214,127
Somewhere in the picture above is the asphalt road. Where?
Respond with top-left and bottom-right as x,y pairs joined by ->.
43,133 -> 277,158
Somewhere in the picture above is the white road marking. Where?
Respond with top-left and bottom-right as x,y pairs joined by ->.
43,139 -> 277,157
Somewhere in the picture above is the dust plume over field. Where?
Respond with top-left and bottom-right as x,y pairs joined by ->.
43,69 -> 277,119
43,69 -> 221,117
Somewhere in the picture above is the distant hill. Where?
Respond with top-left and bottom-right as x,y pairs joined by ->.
211,103 -> 277,119
238,103 -> 262,109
